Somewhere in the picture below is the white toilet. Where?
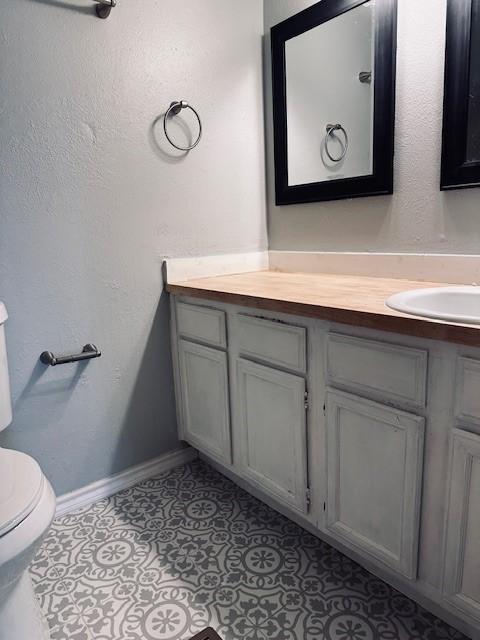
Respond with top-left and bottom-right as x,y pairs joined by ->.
0,303 -> 56,640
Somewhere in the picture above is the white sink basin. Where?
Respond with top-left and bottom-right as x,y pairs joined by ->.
386,286 -> 480,324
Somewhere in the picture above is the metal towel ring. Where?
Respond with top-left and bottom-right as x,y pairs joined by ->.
163,101 -> 202,151
324,123 -> 349,162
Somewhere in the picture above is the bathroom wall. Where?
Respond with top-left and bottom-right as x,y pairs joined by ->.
264,0 -> 480,253
0,0 -> 266,495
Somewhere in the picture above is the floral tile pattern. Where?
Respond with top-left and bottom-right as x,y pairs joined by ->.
30,461 -> 467,640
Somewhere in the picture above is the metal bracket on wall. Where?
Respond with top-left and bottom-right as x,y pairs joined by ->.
359,71 -> 372,84
94,0 -> 116,19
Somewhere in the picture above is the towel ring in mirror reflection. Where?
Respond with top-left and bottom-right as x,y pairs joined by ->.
324,123 -> 349,162
163,101 -> 202,151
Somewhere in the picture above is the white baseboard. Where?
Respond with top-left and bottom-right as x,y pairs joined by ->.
163,251 -> 269,283
56,447 -> 198,517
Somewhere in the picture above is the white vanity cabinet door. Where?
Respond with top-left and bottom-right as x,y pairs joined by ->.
326,389 -> 425,579
236,358 -> 309,513
443,429 -> 480,622
178,340 -> 232,464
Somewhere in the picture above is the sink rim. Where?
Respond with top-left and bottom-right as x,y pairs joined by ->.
386,285 -> 480,325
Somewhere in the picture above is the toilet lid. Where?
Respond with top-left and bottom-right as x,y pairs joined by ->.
0,449 -> 44,537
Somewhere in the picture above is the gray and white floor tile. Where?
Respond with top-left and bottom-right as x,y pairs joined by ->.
30,461 -> 467,640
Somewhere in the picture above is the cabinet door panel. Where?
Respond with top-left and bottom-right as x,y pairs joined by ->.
443,429 -> 480,621
326,389 -> 424,579
178,340 -> 231,464
455,357 -> 480,427
236,358 -> 308,512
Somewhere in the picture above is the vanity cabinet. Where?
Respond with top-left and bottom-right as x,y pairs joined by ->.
236,358 -> 308,513
170,296 -> 480,638
177,339 -> 231,465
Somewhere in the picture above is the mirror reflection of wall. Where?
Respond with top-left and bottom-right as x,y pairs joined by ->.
286,1 -> 375,186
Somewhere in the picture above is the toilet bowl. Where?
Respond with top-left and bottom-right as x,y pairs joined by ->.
0,303 -> 56,639
0,448 -> 56,640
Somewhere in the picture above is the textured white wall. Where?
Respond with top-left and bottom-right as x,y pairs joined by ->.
264,0 -> 480,253
0,0 -> 266,494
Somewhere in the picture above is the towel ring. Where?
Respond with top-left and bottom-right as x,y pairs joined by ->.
324,123 -> 348,162
163,101 -> 202,151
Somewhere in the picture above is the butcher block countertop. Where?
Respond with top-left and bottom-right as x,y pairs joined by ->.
166,270 -> 480,346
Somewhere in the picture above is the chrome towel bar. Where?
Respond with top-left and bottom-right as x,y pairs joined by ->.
40,344 -> 101,366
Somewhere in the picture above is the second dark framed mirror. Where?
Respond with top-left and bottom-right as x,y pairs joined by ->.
441,0 -> 480,190
271,0 -> 398,205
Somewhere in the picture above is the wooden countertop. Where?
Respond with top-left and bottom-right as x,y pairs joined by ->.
166,270 -> 480,346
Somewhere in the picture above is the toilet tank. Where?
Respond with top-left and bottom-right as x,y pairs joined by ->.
0,303 -> 12,432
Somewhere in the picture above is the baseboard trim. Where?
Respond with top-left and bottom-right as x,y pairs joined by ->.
56,447 -> 198,517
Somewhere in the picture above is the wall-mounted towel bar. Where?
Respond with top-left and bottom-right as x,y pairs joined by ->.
40,344 -> 101,366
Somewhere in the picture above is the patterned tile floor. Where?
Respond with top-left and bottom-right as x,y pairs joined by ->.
30,461 -> 467,640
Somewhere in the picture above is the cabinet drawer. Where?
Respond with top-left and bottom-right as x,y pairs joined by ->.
237,315 -> 306,373
176,301 -> 226,348
455,357 -> 480,425
326,333 -> 427,409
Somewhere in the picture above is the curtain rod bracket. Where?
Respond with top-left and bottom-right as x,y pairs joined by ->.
95,0 -> 116,19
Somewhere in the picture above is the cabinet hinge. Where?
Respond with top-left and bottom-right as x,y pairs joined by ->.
306,488 -> 311,509
304,391 -> 309,410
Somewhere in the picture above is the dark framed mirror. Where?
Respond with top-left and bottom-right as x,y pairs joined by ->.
441,0 -> 480,190
271,0 -> 398,205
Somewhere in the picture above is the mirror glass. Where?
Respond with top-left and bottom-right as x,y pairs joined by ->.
441,0 -> 480,189
285,2 -> 376,186
466,1 -> 480,162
